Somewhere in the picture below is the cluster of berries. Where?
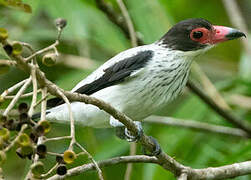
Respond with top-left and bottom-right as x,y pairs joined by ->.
0,102 -> 78,177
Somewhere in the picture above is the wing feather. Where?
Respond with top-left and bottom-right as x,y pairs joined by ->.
47,48 -> 153,108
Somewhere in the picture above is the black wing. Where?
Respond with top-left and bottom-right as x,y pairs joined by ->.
47,50 -> 153,108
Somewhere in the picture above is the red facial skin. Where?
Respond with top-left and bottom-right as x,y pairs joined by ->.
190,26 -> 234,45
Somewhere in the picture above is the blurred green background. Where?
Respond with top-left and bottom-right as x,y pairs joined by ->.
0,0 -> 251,179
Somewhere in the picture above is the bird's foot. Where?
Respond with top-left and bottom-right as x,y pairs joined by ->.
110,117 -> 160,155
124,121 -> 143,142
142,136 -> 162,156
110,116 -> 143,142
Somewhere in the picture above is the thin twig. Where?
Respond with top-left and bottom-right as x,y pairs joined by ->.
43,136 -> 72,143
20,42 -> 35,54
144,116 -> 249,138
3,77 -> 32,116
28,67 -> 38,117
75,142 -> 104,180
25,40 -> 59,62
48,155 -> 159,180
228,94 -> 251,110
34,93 -> 49,108
76,152 -> 87,157
1,79 -> 28,97
56,89 -> 76,149
124,143 -> 137,180
41,87 -> 47,122
0,59 -> 17,66
116,0 -> 137,47
95,0 -> 143,45
47,152 -> 62,157
41,163 -> 59,178
5,89 -> 41,99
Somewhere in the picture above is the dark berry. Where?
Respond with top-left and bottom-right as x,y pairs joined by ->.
18,103 -> 28,113
36,144 -> 47,156
56,165 -> 67,175
3,44 -> 12,55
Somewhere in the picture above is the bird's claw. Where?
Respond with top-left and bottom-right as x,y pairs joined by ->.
114,121 -> 161,155
125,121 -> 143,142
142,136 -> 162,156
114,121 -> 143,142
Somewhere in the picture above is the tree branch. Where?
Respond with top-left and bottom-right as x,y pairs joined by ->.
95,0 -> 143,45
191,63 -> 230,110
47,155 -> 251,180
145,116 -> 249,138
189,161 -> 251,180
48,155 -> 159,180
187,80 -> 251,135
116,0 -> 137,47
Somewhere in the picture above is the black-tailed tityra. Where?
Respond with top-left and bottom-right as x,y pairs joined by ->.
33,18 -> 246,142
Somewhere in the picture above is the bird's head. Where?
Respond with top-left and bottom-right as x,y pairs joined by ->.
159,18 -> 246,52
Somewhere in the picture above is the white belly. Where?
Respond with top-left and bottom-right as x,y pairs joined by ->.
46,83 -> 161,128
46,65 -> 190,128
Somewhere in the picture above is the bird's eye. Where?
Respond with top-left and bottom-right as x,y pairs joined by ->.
192,31 -> 203,39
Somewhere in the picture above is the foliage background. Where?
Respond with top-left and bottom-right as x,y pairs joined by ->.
0,0 -> 251,179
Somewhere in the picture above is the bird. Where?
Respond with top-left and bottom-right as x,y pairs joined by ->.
33,18 -> 245,142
